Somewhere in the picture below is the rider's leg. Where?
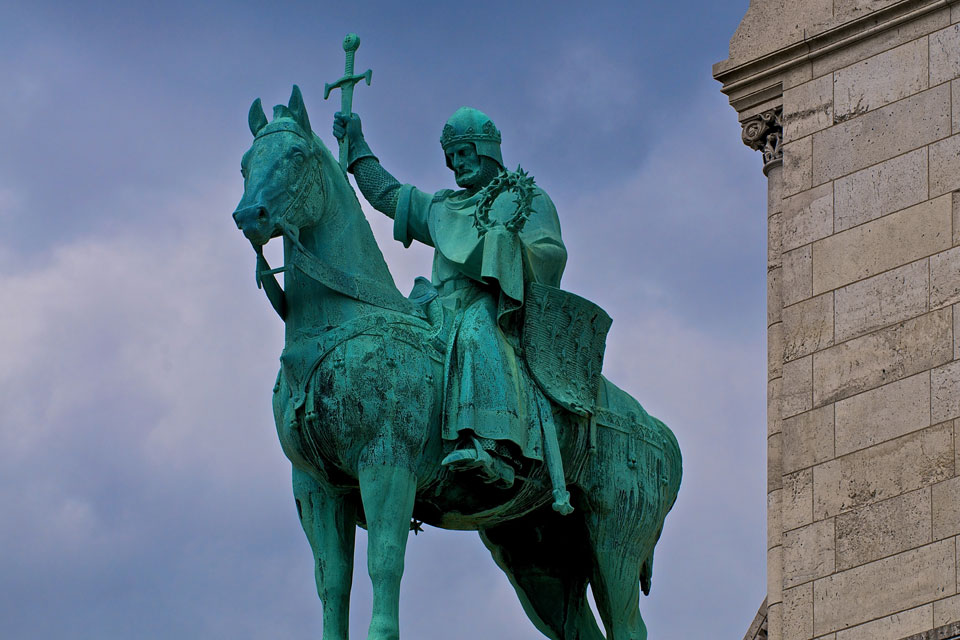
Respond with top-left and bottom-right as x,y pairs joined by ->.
441,434 -> 516,487
441,295 -> 528,486
358,463 -> 417,640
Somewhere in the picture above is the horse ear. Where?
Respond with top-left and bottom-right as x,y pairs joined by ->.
249,98 -> 268,136
288,85 -> 312,136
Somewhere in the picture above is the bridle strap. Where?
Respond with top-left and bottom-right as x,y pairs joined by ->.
285,240 -> 423,317
253,138 -> 424,320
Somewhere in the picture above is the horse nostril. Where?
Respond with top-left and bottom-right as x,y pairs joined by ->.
233,204 -> 267,230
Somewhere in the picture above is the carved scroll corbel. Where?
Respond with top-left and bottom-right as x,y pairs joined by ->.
741,107 -> 782,176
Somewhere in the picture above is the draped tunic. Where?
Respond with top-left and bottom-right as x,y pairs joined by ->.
393,183 -> 567,460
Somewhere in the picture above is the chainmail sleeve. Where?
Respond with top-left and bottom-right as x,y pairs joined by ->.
351,157 -> 401,218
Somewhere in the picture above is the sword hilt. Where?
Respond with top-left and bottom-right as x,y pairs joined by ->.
343,33 -> 359,81
324,32 -> 369,172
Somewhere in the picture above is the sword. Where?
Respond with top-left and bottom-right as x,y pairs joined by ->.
324,33 -> 373,172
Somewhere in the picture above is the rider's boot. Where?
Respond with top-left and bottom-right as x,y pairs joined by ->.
441,436 -> 516,489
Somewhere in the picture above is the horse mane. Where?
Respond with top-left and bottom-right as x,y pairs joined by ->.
310,128 -> 404,297
265,108 -> 408,311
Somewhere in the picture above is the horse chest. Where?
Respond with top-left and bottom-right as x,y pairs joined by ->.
277,335 -> 440,477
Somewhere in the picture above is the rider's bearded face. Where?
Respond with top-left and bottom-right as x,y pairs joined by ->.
447,142 -> 483,189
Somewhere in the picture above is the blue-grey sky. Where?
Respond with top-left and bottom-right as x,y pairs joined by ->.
0,1 -> 766,638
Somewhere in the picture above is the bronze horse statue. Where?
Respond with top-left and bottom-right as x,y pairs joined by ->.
232,86 -> 681,640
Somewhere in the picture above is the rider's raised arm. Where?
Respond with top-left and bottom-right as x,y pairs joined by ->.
352,157 -> 401,218
333,113 -> 401,218
334,112 -> 434,249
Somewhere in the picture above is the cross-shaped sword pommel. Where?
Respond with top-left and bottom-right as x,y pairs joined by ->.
324,33 -> 373,172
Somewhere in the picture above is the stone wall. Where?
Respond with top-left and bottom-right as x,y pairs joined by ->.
717,2 -> 960,639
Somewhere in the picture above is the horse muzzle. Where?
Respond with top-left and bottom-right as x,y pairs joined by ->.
233,203 -> 275,246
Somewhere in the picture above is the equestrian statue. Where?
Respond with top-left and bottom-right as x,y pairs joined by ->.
231,33 -> 681,640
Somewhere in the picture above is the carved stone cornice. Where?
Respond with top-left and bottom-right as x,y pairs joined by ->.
714,0 -> 958,115
741,108 -> 782,176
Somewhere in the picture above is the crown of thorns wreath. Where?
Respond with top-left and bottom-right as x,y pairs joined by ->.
472,167 -> 540,237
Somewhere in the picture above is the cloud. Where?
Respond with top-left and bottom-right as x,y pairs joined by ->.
555,84 -> 767,342
0,182 -> 311,638
526,44 -> 643,137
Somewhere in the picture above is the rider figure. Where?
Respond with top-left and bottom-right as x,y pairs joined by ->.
334,107 -> 567,488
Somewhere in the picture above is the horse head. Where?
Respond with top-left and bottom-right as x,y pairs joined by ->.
233,85 -> 330,249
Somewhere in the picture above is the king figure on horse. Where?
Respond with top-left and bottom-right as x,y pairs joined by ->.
233,44 -> 680,636
335,105 -> 580,507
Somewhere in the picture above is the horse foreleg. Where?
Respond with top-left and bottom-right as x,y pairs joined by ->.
293,467 -> 357,640
358,464 -> 417,640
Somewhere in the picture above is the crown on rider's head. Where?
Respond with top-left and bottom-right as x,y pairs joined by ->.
440,119 -> 501,148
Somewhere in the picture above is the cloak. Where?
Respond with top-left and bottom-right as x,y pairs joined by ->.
394,183 -> 566,314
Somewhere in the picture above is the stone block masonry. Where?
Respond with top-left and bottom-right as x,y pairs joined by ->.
718,2 -> 960,639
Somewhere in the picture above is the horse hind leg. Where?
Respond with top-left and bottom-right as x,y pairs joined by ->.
586,511 -> 650,640
292,467 -> 357,640
480,512 -> 605,640
358,463 -> 417,640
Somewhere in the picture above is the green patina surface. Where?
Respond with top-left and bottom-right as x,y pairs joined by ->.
231,34 -> 682,640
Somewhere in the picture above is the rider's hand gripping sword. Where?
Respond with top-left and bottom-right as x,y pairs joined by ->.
324,33 -> 372,173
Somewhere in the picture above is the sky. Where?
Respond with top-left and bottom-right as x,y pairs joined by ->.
0,1 -> 767,638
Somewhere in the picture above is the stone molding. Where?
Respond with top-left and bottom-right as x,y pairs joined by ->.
741,108 -> 782,175
742,599 -> 769,640
714,0 -> 958,116
900,622 -> 960,640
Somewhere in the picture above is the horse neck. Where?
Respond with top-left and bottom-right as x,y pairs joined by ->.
282,149 -> 404,334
